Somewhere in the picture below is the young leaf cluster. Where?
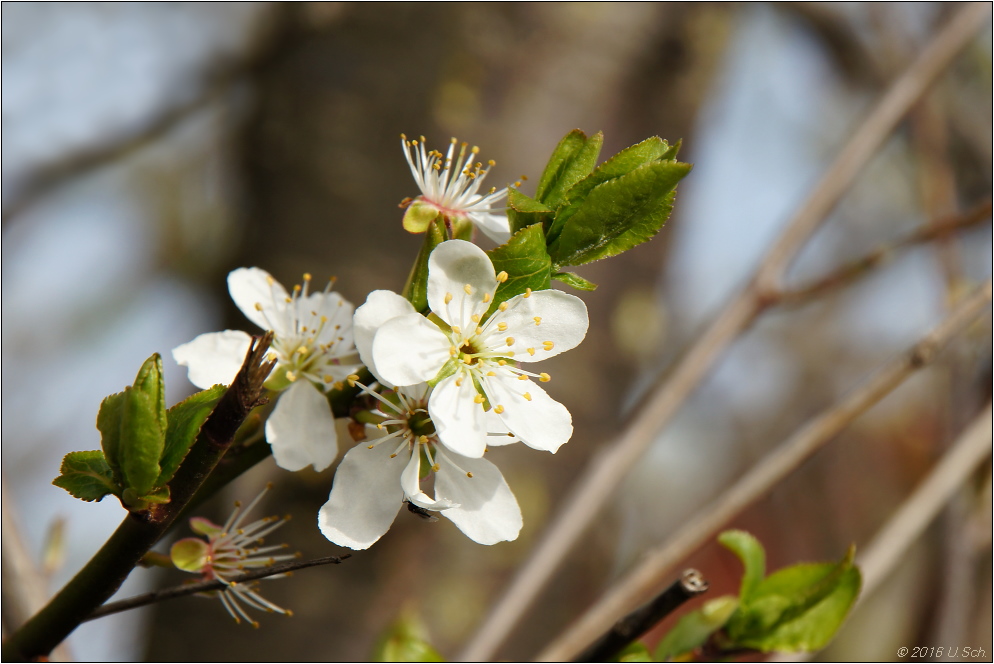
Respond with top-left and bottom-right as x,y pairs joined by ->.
53,354 -> 224,511
653,530 -> 861,661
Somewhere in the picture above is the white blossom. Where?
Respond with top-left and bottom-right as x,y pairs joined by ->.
401,134 -> 511,244
359,240 -> 588,459
318,381 -> 522,550
173,268 -> 360,472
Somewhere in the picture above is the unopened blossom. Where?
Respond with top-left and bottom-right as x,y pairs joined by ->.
173,268 -> 361,472
359,240 -> 588,459
318,380 -> 521,549
401,134 -> 512,244
170,484 -> 297,627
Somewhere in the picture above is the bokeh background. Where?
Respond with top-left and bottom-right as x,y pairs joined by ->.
2,3 -> 991,661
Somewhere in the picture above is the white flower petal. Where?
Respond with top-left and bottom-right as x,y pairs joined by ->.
471,212 -> 512,245
435,450 -> 522,545
482,289 -> 588,362
265,381 -> 339,472
172,330 -> 253,389
429,373 -> 489,458
353,290 -> 416,384
372,313 -> 451,386
228,267 -> 289,333
402,451 -> 457,510
483,373 -> 573,453
427,240 -> 498,329
318,439 -> 406,550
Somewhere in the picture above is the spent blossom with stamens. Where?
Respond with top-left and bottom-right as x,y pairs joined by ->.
170,483 -> 298,627
358,240 -> 588,459
318,379 -> 521,549
173,268 -> 361,472
401,134 -> 514,244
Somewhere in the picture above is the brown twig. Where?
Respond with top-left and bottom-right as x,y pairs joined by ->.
85,554 -> 351,622
537,281 -> 991,661
457,5 -> 991,660
776,199 -> 992,305
573,569 -> 708,663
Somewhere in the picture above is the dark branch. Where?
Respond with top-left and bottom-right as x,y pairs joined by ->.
573,569 -> 709,663
86,554 -> 351,621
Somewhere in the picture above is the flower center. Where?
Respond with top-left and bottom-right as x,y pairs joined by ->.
408,411 -> 436,438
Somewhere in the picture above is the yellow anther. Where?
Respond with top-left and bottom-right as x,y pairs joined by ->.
464,284 -> 473,295
266,352 -> 277,362
376,423 -> 384,430
473,394 -> 485,404
499,302 -> 509,312
285,371 -> 297,382
303,273 -> 312,281
527,348 -> 536,356
444,292 -> 453,304
463,357 -> 474,365
524,288 -> 532,298
284,297 -> 292,303
347,374 -> 360,386
419,435 -> 429,443
518,374 -> 528,381
449,346 -> 458,356
498,322 -> 508,331
542,341 -> 554,351
293,284 -> 301,293
534,316 -> 542,325
506,351 -> 515,357
333,381 -> 344,390
521,174 -> 529,181
266,276 -> 275,285
433,464 -> 441,472
296,345 -> 309,355
452,326 -> 461,335
523,392 -> 532,401
466,471 -> 474,478
390,453 -> 398,459
498,359 -> 507,366
471,314 -> 481,323
455,377 -> 463,387
323,375 -> 333,383
483,292 -> 492,303
539,372 -> 551,382
506,337 -> 515,346
488,159 -> 496,166
496,271 -> 509,283
494,405 -> 505,414
254,302 -> 264,312
487,371 -> 496,377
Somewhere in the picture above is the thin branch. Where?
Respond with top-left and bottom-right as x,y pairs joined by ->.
573,569 -> 708,663
776,199 -> 992,305
457,5 -> 991,660
858,403 -> 992,599
2,334 -> 276,662
85,554 -> 352,622
537,280 -> 992,662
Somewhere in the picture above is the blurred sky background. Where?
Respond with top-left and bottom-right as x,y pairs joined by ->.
2,3 -> 991,662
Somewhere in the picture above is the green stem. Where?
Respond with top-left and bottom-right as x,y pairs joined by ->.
2,333 -> 275,662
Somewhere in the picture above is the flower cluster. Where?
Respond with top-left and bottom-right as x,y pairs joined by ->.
170,484 -> 297,627
172,137 -> 589,550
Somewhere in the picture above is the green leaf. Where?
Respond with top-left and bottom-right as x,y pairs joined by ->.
507,188 -> 553,235
615,642 -> 653,662
157,385 -> 226,486
549,160 -> 690,269
119,386 -> 165,496
727,547 -> 861,653
133,353 -> 167,435
552,271 -> 597,291
403,218 -> 447,313
654,595 -> 739,661
373,610 -> 445,662
535,129 -> 603,208
96,390 -> 126,484
486,223 -> 552,314
546,136 -> 673,243
52,451 -> 120,502
719,529 -> 766,603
